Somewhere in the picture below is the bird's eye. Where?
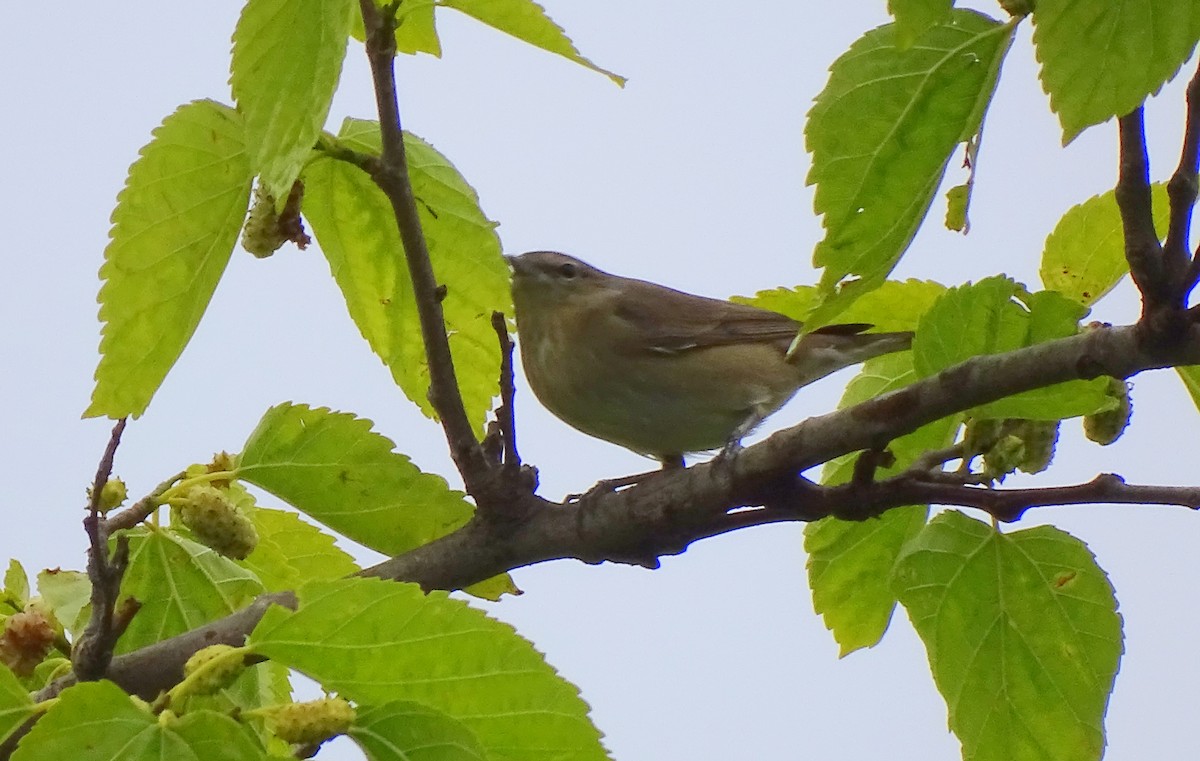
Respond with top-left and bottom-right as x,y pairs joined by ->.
558,262 -> 579,279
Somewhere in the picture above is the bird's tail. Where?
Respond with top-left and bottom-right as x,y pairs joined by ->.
787,325 -> 914,388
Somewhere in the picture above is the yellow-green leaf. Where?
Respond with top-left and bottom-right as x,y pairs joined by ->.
12,682 -> 264,761
893,511 -> 1122,761
806,11 -> 1013,327
443,0 -> 625,85
349,701 -> 487,761
913,277 -> 1109,419
87,101 -> 252,419
1040,183 -> 1169,306
807,350 -> 956,654
251,578 -> 609,761
243,507 -> 360,591
889,0 -> 955,49
0,665 -> 34,748
117,529 -> 264,655
231,0 -> 354,204
305,121 -> 510,429
238,403 -> 474,557
1033,0 -> 1200,143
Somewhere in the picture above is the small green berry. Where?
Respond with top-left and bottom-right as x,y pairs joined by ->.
179,486 -> 258,560
1017,420 -> 1059,474
183,644 -> 245,695
266,697 -> 356,746
982,434 -> 1024,481
1083,378 -> 1132,446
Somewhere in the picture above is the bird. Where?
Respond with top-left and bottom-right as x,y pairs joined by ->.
507,251 -> 913,467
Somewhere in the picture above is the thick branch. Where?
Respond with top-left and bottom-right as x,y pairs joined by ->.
356,0 -> 491,493
1116,109 -> 1171,310
28,321 -> 1200,713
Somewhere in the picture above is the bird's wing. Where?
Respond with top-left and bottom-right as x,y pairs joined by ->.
610,278 -> 871,354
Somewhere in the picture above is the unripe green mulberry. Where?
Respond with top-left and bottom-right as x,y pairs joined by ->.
1083,378 -> 1132,446
266,697 -> 356,745
982,434 -> 1024,481
86,477 -> 127,513
962,417 -> 1004,456
1016,420 -> 1059,474
241,182 -> 310,258
183,644 -> 245,695
241,186 -> 287,259
179,486 -> 258,560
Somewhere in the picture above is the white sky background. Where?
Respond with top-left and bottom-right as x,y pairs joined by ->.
3,2 -> 1199,759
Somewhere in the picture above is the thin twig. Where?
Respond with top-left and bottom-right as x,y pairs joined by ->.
73,419 -> 136,682
491,311 -> 520,469
357,0 -> 490,494
103,471 -> 185,533
704,473 -> 1200,533
1172,63 -> 1200,295
903,444 -> 966,476
314,133 -> 380,174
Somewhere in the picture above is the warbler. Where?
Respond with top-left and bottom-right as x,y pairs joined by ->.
507,251 -> 913,466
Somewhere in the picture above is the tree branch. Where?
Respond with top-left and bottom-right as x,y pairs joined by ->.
73,419 -> 137,682
1174,63 -> 1200,296
1116,108 -> 1171,312
26,319 -> 1200,715
356,0 -> 491,495
102,471 -> 184,534
698,473 -> 1200,534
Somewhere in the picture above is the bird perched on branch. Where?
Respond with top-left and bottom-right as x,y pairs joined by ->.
507,251 -> 912,467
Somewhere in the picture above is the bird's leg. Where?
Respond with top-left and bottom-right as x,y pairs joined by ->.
712,409 -> 765,467
565,457 -> 683,502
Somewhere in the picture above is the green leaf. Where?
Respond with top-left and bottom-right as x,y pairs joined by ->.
732,285 -> 820,320
1032,0 -> 1200,144
351,2 -> 442,56
13,682 -> 265,761
251,578 -> 608,761
944,182 -> 970,232
913,277 -> 1109,419
0,665 -> 35,747
739,279 -> 945,332
807,351 -> 957,654
36,569 -> 91,639
187,661 -> 292,748
305,121 -> 510,430
231,0 -> 354,204
806,11 -> 1013,326
892,511 -> 1122,761
25,659 -> 71,695
117,529 -> 264,654
239,403 -> 473,557
3,561 -> 28,605
914,276 -> 1026,374
1040,183 -> 1169,306
87,101 -> 252,419
889,0 -> 956,49
168,710 -> 270,761
350,701 -> 487,761
243,507 -> 359,591
443,0 -> 625,86
394,2 -> 441,55
1177,365 -> 1200,413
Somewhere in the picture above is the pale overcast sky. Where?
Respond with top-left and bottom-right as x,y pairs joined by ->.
2,3 -> 1198,759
